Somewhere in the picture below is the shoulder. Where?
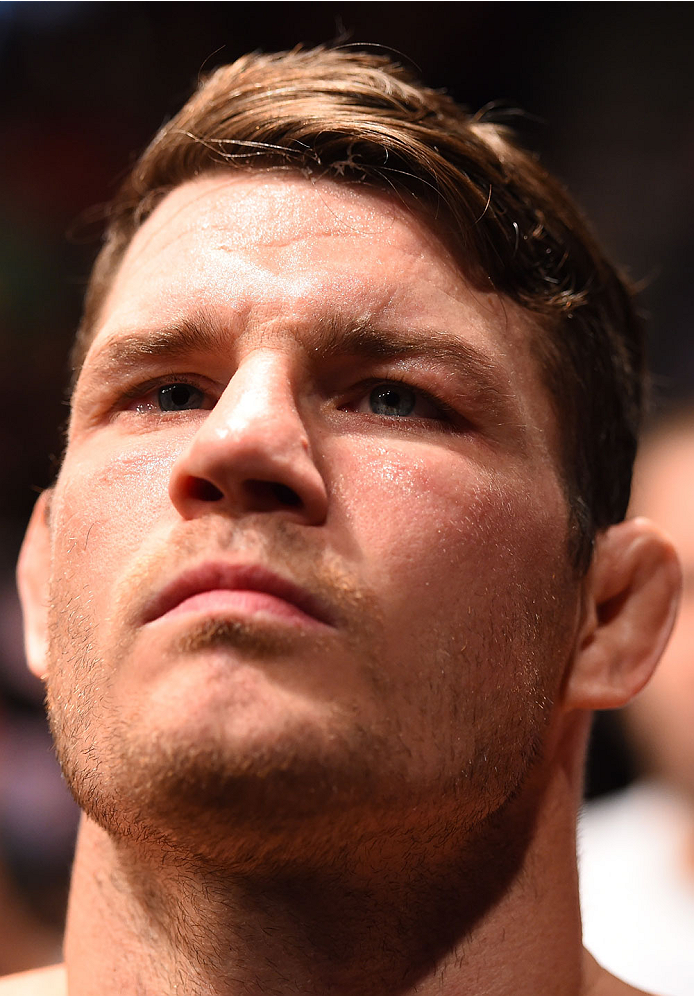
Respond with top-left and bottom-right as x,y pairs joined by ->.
583,953 -> 658,996
595,976 -> 656,996
0,965 -> 66,996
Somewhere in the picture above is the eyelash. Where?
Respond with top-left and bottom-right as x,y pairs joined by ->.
342,378 -> 457,423
117,374 -> 214,410
112,373 -> 459,428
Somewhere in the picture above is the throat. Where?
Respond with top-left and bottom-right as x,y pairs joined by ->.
63,793 -> 553,996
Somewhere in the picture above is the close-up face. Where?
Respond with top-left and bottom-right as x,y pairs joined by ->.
626,428 -> 694,796
39,172 -> 582,858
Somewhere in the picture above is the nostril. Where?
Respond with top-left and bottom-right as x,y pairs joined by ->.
242,480 -> 302,510
189,478 -> 224,502
181,477 -> 304,510
271,482 -> 302,507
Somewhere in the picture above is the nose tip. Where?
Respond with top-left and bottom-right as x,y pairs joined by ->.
168,363 -> 329,526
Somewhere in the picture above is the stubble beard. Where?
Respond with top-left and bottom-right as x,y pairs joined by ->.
44,519 -> 568,875
43,555 -> 571,996
46,621 -> 558,881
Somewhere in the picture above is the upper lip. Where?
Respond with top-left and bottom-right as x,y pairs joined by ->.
142,561 -> 335,628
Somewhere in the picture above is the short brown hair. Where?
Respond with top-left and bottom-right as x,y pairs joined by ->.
75,46 -> 645,572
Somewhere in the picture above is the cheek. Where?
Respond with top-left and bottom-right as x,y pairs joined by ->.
50,443 -> 178,609
331,441 -> 569,606
329,440 -> 576,719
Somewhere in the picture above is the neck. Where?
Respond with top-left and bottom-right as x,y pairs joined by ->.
63,736 -> 589,996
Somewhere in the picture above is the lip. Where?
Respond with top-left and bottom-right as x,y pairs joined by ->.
142,562 -> 335,630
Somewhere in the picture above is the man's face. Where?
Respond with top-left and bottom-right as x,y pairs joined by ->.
43,173 -> 580,857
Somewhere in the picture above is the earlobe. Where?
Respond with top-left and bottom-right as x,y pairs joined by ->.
563,516 -> 681,711
17,489 -> 53,681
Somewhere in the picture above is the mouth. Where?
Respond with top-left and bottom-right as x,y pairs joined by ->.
143,562 -> 336,631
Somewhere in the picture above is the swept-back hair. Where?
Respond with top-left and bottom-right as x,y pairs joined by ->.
74,46 -> 646,572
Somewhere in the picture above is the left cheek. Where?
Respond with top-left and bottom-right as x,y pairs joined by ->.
336,444 -> 531,561
331,444 -> 565,618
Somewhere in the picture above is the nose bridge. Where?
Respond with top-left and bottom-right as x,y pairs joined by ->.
210,348 -> 305,449
169,346 -> 328,524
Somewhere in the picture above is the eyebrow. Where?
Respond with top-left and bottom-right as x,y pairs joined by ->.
320,312 -> 513,393
83,309 -> 523,433
87,313 -> 231,370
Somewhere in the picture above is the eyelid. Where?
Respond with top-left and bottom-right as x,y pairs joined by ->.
341,377 -> 460,424
89,367 -> 464,433
116,373 -> 219,415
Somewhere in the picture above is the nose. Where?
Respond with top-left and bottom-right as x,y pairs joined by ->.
168,352 -> 328,526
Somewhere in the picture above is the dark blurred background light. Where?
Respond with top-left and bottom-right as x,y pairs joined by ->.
1,0 -> 693,968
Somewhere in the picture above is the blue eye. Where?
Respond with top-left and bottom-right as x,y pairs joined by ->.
349,381 -> 446,421
158,383 -> 205,411
369,384 -> 416,417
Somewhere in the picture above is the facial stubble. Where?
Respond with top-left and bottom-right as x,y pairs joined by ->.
48,612 -> 560,882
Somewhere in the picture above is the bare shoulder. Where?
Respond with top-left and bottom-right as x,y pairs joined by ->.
583,952 -> 657,996
599,979 -> 656,996
0,965 -> 66,996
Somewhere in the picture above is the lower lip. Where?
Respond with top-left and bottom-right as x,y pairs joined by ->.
159,589 -> 326,628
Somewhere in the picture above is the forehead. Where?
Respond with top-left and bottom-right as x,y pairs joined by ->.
85,171 -> 559,458
100,172 -> 489,334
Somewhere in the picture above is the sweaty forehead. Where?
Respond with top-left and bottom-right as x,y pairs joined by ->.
93,171 -> 524,357
83,172 -> 562,452
76,171 -> 565,486
115,170 -> 456,265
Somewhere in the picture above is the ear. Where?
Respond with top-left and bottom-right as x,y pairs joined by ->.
16,490 -> 53,681
564,516 -> 681,711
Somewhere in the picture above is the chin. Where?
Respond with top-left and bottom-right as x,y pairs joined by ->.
52,687 -> 396,861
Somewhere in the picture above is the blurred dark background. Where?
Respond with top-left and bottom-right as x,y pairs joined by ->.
0,0 -> 692,970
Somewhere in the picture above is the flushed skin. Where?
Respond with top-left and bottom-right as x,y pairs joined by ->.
12,173 -> 679,995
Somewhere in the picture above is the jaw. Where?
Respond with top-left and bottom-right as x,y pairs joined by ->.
63,729 -> 585,996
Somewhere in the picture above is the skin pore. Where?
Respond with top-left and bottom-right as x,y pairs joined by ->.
12,172 -> 679,996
